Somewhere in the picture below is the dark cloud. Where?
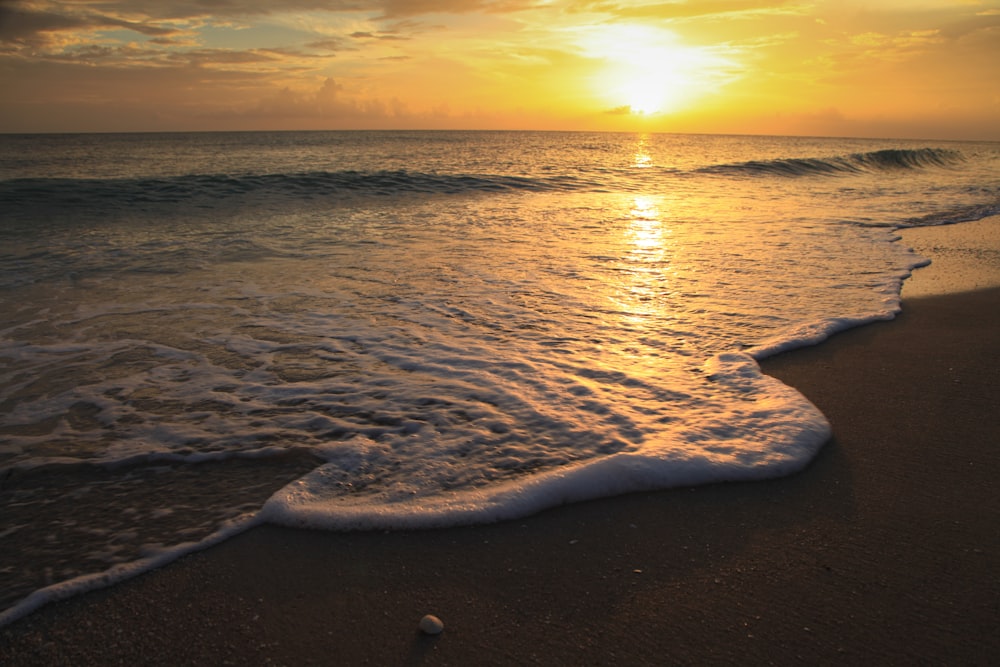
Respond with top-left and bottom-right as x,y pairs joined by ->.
0,1 -> 354,71
258,46 -> 323,58
174,48 -> 281,65
0,3 -> 179,46
148,36 -> 185,46
41,1 -> 370,22
0,6 -> 90,42
0,0 -> 494,54
350,30 -> 409,40
307,37 -> 352,51
0,0 -> 542,52
4,0 -> 536,25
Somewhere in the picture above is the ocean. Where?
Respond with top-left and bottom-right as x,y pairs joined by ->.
1,131 -> 998,624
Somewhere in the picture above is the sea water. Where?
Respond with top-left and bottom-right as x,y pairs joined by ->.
1,131 -> 998,623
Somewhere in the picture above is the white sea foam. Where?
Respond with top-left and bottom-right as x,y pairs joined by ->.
261,351 -> 830,530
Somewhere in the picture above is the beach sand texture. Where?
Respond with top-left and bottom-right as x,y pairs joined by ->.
900,214 -> 1000,297
2,226 -> 998,665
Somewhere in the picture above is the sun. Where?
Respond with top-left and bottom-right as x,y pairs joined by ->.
616,73 -> 684,115
580,25 -> 734,116
620,80 -> 667,115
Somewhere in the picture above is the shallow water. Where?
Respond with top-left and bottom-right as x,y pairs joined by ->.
1,131 -> 998,622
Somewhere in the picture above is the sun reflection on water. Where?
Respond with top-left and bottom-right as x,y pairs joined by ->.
609,193 -> 676,335
632,134 -> 653,169
627,195 -> 665,255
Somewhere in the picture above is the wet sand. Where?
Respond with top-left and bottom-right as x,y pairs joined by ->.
899,214 -> 1000,297
3,285 -> 999,663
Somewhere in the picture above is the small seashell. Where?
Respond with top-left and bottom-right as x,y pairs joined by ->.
419,614 -> 444,635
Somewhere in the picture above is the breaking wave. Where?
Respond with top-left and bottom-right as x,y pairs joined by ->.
698,147 -> 965,178
0,170 -> 598,211
0,147 -> 969,213
899,198 -> 1000,228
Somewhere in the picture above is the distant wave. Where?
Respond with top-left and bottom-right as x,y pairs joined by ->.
0,148 -> 970,211
0,170 -> 599,209
698,148 -> 965,178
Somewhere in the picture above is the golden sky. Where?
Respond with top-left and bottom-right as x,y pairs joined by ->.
1,0 -> 998,139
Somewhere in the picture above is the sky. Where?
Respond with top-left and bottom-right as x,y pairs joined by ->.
1,0 -> 998,139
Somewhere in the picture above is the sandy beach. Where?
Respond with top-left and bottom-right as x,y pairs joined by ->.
2,224 -> 999,665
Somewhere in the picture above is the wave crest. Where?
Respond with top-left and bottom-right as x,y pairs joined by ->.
0,170 -> 597,210
0,147 -> 969,211
699,147 -> 964,178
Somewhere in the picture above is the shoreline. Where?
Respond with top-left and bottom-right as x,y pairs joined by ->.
0,216 -> 1000,664
3,283 -> 998,664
